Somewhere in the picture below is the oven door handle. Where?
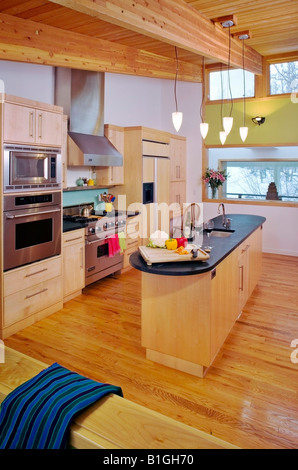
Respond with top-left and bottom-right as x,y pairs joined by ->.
5,208 -> 61,219
86,238 -> 107,245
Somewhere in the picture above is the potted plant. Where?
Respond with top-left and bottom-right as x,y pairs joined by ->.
202,168 -> 228,199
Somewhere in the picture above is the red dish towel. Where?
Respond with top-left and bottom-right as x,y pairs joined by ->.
108,234 -> 121,257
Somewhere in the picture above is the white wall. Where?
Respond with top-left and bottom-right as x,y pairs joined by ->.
204,202 -> 298,256
104,73 -> 203,202
0,61 -> 54,104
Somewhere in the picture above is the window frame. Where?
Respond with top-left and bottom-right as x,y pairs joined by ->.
266,54 -> 298,97
206,64 -> 256,103
203,145 -> 298,207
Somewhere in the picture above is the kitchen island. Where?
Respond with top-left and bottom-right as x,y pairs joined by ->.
130,214 -> 265,377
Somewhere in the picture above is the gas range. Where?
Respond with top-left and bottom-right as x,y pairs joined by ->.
63,207 -> 127,241
63,205 -> 127,286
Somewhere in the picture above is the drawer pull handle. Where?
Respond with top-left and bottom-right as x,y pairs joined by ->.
25,288 -> 48,299
25,268 -> 48,278
65,236 -> 82,242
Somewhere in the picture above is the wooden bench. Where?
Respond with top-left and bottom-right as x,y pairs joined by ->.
0,347 -> 238,449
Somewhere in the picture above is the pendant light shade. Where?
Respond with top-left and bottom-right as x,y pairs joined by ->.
239,126 -> 248,142
223,116 -> 233,136
172,111 -> 183,132
200,122 -> 209,139
219,131 -> 227,145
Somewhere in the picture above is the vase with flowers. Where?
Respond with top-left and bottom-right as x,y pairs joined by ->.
202,168 -> 228,199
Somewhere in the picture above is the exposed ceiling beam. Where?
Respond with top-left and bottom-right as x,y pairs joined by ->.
48,0 -> 263,74
0,13 -> 201,82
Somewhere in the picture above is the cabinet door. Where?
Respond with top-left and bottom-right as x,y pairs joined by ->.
3,102 -> 35,144
248,226 -> 263,297
36,110 -> 63,146
63,230 -> 85,299
170,137 -> 186,181
157,157 -> 170,205
170,181 -> 186,206
238,242 -> 250,313
143,156 -> 154,183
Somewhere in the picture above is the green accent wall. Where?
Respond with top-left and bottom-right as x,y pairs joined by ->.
204,96 -> 298,146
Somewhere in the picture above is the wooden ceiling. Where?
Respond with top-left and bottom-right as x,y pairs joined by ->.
0,0 -> 297,82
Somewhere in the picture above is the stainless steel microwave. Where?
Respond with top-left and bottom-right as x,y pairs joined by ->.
3,144 -> 61,193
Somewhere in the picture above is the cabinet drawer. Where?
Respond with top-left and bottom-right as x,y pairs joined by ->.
4,276 -> 63,327
142,141 -> 169,157
126,217 -> 141,237
63,228 -> 85,247
4,256 -> 62,297
126,237 -> 139,250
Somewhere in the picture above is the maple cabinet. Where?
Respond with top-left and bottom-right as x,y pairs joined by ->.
3,100 -> 63,147
122,215 -> 141,271
1,256 -> 63,339
169,136 -> 186,216
132,216 -> 264,378
63,229 -> 85,302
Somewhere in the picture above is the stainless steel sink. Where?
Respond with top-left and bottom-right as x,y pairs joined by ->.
208,229 -> 235,238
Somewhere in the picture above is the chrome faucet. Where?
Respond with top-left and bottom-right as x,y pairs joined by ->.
218,203 -> 227,228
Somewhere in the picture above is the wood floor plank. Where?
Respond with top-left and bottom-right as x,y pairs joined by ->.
4,253 -> 298,449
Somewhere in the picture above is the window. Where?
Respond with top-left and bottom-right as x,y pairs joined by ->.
269,60 -> 298,95
221,161 -> 298,201
207,147 -> 298,203
209,69 -> 255,101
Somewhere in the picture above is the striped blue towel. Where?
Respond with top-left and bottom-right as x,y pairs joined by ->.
0,362 -> 123,449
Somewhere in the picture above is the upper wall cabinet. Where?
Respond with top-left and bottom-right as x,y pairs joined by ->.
3,99 -> 63,147
169,136 -> 186,182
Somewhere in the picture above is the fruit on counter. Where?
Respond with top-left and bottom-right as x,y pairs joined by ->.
175,246 -> 189,255
165,238 -> 178,250
175,237 -> 188,248
87,179 -> 94,186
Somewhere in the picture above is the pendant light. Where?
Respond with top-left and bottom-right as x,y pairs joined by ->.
221,20 -> 234,136
238,32 -> 250,142
172,46 -> 183,132
200,57 -> 209,139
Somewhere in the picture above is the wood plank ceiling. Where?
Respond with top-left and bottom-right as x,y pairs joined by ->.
0,0 -> 297,82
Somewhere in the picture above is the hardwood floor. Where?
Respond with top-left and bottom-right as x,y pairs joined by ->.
5,253 -> 298,449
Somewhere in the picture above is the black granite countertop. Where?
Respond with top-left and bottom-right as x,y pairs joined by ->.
63,210 -> 140,233
63,219 -> 87,233
129,214 -> 266,276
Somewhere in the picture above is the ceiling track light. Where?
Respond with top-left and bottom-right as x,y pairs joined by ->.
211,15 -> 238,27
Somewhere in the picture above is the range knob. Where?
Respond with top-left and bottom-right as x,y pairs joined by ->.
88,227 -> 95,234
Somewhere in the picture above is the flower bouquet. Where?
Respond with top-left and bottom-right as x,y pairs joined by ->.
202,168 -> 228,199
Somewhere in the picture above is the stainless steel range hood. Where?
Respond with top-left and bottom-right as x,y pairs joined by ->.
54,68 -> 123,166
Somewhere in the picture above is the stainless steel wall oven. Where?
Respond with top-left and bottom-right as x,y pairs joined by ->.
3,192 -> 62,271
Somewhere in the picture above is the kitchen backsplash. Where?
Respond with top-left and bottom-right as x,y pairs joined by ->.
63,188 -> 108,209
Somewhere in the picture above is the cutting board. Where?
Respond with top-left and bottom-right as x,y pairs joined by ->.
139,245 -> 210,265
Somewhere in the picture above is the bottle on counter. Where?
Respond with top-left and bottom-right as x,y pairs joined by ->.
184,212 -> 194,242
